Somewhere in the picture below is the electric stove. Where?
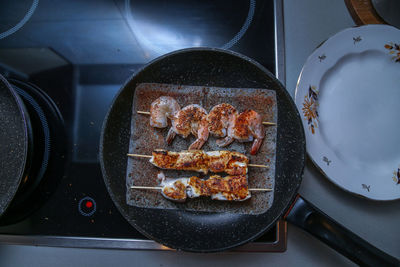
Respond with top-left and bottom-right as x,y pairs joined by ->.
0,0 -> 286,251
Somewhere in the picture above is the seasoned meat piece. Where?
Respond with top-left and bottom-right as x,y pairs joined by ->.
157,172 -> 251,202
158,172 -> 188,202
150,150 -> 210,174
206,151 -> 248,175
206,175 -> 251,201
187,176 -> 211,198
149,150 -> 248,175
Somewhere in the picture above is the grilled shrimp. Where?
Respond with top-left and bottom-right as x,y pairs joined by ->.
217,109 -> 265,155
207,103 -> 238,138
150,96 -> 181,128
166,104 -> 209,150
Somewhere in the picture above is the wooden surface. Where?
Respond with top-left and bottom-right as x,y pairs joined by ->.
344,0 -> 386,25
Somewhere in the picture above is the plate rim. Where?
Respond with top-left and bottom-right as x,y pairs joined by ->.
294,24 -> 400,201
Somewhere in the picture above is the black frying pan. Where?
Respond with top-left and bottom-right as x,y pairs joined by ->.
0,74 -> 31,217
100,48 -> 399,266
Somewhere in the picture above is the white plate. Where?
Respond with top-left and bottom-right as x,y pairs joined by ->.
295,25 -> 400,200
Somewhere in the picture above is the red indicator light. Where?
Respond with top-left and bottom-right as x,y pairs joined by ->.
78,197 -> 96,216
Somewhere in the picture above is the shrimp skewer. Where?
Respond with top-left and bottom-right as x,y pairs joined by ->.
143,97 -> 271,154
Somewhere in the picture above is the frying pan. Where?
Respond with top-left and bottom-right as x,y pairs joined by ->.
100,48 -> 399,266
0,74 -> 32,217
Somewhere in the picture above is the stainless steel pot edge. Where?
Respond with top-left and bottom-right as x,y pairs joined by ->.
0,221 -> 286,252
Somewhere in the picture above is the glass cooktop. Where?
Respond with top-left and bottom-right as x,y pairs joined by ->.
0,0 -> 286,251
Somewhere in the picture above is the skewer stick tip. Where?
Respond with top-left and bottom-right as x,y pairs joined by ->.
249,188 -> 273,192
137,111 -> 151,115
262,121 -> 276,126
127,153 -> 152,158
130,186 -> 162,190
248,163 -> 270,169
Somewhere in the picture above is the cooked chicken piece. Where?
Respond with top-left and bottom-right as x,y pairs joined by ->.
157,172 -> 251,202
149,150 -> 248,175
206,175 -> 251,201
207,103 -> 237,137
150,150 -> 210,174
158,172 -> 188,202
206,151 -> 248,176
166,104 -> 209,150
187,176 -> 211,198
150,96 -> 181,128
218,109 -> 265,155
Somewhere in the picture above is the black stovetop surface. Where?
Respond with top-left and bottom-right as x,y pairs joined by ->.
0,0 -> 277,244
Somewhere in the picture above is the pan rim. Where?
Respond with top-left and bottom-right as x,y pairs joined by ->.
99,47 -> 306,252
0,74 -> 29,217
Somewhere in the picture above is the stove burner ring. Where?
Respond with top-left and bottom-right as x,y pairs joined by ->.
125,0 -> 256,53
221,0 -> 255,49
0,0 -> 39,40
14,86 -> 50,186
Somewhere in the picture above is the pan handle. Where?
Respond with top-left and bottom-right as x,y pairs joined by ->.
284,195 -> 399,267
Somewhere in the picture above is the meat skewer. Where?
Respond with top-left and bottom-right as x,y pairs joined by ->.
130,185 -> 271,192
130,172 -> 273,202
127,149 -> 269,175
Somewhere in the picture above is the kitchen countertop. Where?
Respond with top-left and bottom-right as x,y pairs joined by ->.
0,0 -> 398,266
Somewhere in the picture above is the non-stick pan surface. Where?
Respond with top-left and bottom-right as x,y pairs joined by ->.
100,48 -> 306,252
0,74 -> 29,216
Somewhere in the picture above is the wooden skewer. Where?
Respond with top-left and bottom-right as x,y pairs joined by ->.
130,185 -> 273,192
262,122 -> 276,126
130,185 -> 163,190
137,110 -> 276,126
248,163 -> 269,168
127,154 -> 270,169
247,188 -> 273,192
137,111 -> 150,115
127,153 -> 152,158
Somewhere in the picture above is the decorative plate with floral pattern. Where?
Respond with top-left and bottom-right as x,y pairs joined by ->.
295,25 -> 400,200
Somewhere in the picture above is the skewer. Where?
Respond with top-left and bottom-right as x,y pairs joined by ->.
262,122 -> 276,126
127,153 -> 152,159
137,111 -> 150,115
247,188 -> 273,192
248,163 -> 269,168
130,185 -> 273,192
130,185 -> 163,190
136,110 -> 276,126
126,153 -> 270,169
